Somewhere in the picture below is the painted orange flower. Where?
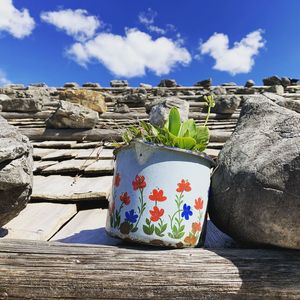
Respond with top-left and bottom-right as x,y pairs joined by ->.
176,179 -> 192,193
149,189 -> 167,202
132,175 -> 146,190
120,192 -> 130,205
149,206 -> 164,222
192,222 -> 202,233
194,197 -> 204,210
184,234 -> 197,246
114,173 -> 121,187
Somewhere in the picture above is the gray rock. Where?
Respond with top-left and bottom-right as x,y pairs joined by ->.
263,76 -> 282,86
221,82 -> 237,86
82,82 -> 101,88
46,100 -> 99,129
149,97 -> 189,127
114,103 -> 130,113
194,78 -> 212,88
139,83 -> 152,88
290,78 -> 299,85
0,93 -> 43,112
265,85 -> 284,95
64,82 -> 79,88
209,95 -> 300,249
212,87 -> 227,95
110,80 -> 128,88
29,83 -> 48,88
0,116 -> 33,227
281,77 -> 291,87
118,92 -> 147,106
236,88 -> 256,95
212,95 -> 241,114
263,92 -> 300,113
158,79 -> 177,87
245,80 -> 255,88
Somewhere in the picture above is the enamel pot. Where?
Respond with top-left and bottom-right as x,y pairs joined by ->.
105,140 -> 215,248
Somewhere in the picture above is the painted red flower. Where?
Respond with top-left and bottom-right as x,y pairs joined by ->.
149,189 -> 167,202
132,175 -> 146,190
120,192 -> 130,205
149,206 -> 164,222
194,197 -> 204,210
192,222 -> 202,233
114,173 -> 121,187
176,179 -> 192,193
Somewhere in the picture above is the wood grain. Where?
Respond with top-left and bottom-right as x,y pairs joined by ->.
0,239 -> 298,299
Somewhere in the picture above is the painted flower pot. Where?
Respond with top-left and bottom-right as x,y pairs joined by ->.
105,140 -> 215,248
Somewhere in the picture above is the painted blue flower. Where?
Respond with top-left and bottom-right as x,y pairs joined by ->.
125,209 -> 138,223
181,204 -> 193,220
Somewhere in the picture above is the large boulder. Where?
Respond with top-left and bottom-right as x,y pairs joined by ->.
0,116 -> 33,227
149,97 -> 189,127
0,86 -> 48,112
209,95 -> 300,249
46,100 -> 99,129
58,89 -> 107,113
211,95 -> 241,114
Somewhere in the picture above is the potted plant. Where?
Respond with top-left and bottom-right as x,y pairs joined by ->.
106,95 -> 215,248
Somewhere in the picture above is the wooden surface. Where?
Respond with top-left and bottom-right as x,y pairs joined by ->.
0,239 -> 299,299
2,203 -> 77,241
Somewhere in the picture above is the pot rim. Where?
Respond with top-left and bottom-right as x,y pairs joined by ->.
114,139 -> 216,168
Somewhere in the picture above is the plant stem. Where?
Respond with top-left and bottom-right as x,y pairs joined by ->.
204,105 -> 211,127
132,188 -> 144,231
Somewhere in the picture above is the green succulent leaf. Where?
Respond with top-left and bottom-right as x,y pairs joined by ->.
178,119 -> 197,138
168,107 -> 181,136
174,136 -> 196,150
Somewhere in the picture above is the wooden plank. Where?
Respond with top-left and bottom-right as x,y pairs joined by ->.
71,141 -> 102,149
41,149 -> 78,160
33,148 -> 57,160
41,159 -> 114,175
2,203 -> 77,241
18,128 -> 122,142
0,239 -> 299,299
31,141 -> 78,148
50,209 -> 121,245
33,160 -> 58,172
32,175 -> 112,201
19,127 -> 231,143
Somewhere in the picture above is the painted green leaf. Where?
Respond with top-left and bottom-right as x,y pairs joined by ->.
177,231 -> 185,239
161,223 -> 168,233
168,107 -> 181,136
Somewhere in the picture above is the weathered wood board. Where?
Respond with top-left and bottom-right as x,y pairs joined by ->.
32,175 -> 113,201
2,203 -> 77,241
50,209 -> 121,245
40,159 -> 114,175
0,239 -> 299,299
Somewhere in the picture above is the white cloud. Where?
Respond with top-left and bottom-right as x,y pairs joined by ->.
67,28 -> 191,77
41,9 -> 100,42
0,0 -> 35,39
200,29 -> 265,75
138,8 -> 167,35
0,70 -> 11,86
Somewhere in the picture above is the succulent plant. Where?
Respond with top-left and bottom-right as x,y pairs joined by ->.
122,94 -> 215,152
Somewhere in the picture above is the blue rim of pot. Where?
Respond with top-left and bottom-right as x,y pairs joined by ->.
113,139 -> 216,168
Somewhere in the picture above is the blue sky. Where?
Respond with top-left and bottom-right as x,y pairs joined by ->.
0,0 -> 300,87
